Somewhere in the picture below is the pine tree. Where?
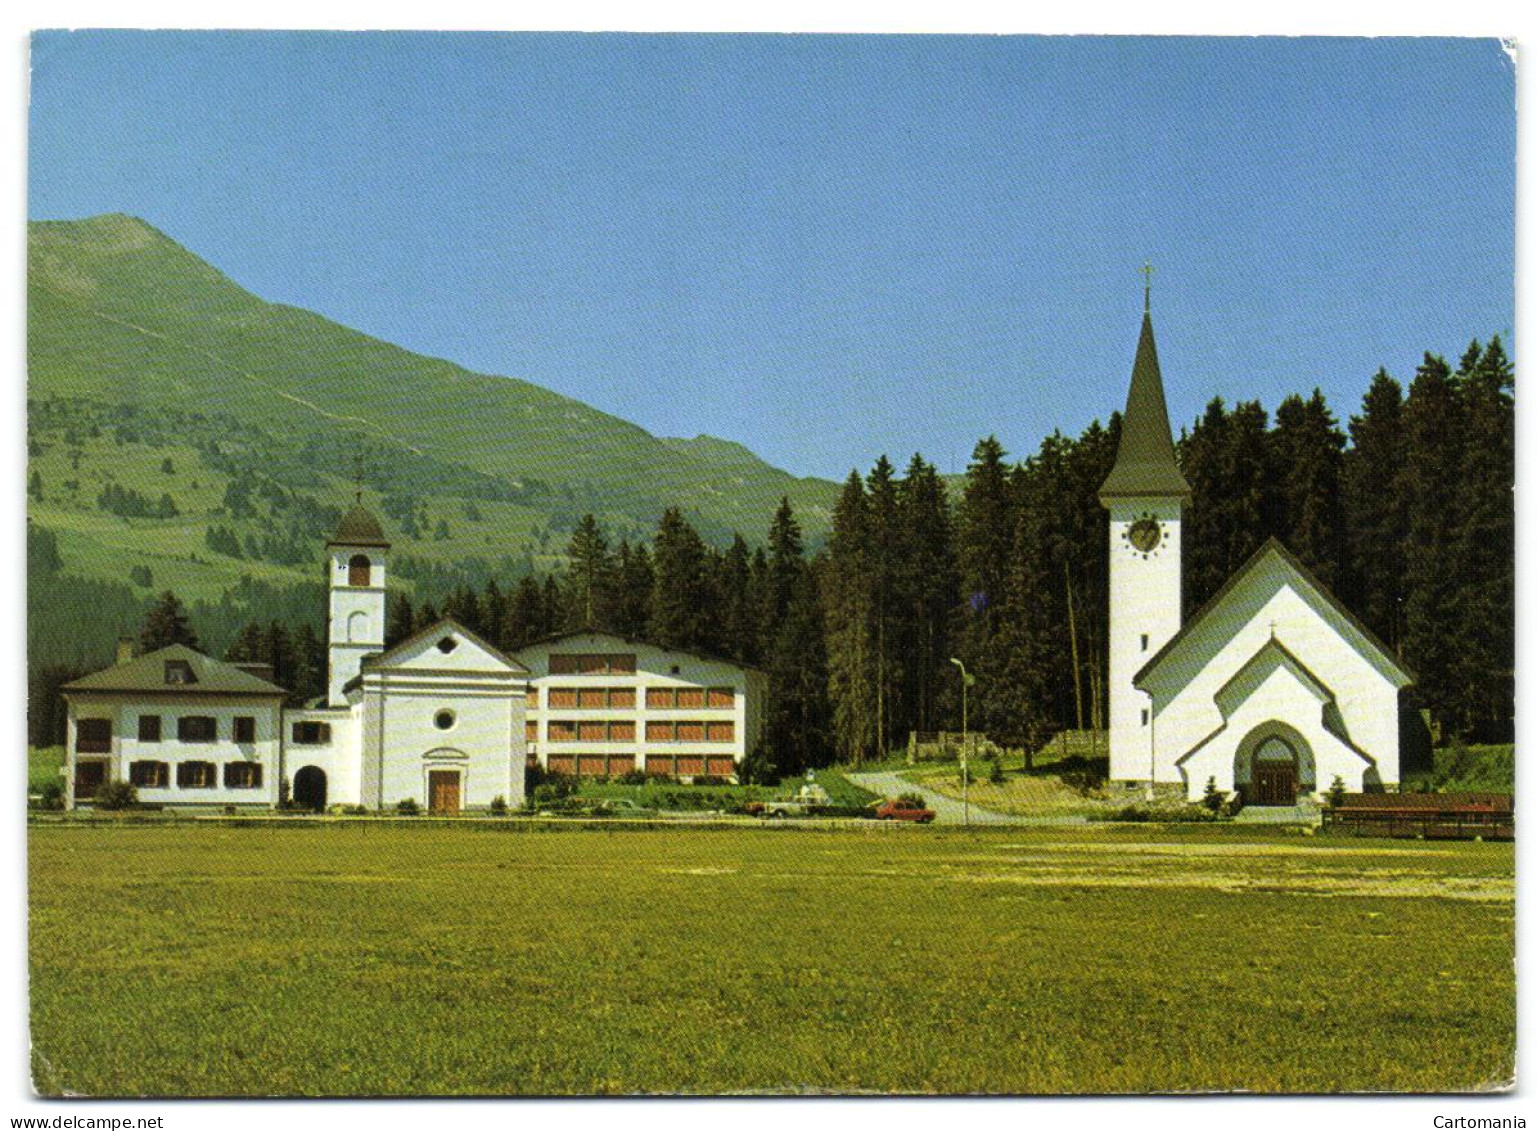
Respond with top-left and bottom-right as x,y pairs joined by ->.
385,591 -> 415,647
264,621 -> 296,691
649,509 -> 710,651
824,471 -> 876,764
1400,353 -> 1463,735
139,591 -> 199,652
480,578 -> 509,648
896,454 -> 956,735
953,436 -> 1016,684
611,542 -> 655,638
865,456 -> 904,758
1180,399 -> 1234,608
224,621 -> 268,664
290,623 -> 325,706
1448,338 -> 1514,740
719,534 -> 757,664
1269,389 -> 1346,590
564,514 -> 613,629
506,576 -> 547,648
1342,369 -> 1408,653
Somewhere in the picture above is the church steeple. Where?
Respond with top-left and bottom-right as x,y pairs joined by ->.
1098,292 -> 1191,502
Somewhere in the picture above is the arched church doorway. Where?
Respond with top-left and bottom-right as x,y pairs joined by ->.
293,766 -> 327,812
1250,737 -> 1298,806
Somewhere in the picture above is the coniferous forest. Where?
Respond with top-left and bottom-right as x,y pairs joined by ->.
29,339 -> 1513,773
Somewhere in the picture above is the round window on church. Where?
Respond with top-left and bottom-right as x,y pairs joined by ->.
434,709 -> 456,731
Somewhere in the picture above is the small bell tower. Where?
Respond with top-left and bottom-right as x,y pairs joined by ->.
326,498 -> 390,705
1099,266 -> 1190,787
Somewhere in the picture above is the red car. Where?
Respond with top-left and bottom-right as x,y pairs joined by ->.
875,798 -> 936,823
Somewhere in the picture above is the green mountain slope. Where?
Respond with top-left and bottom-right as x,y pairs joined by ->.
29,213 -> 837,569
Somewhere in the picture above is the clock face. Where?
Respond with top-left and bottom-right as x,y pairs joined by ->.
1124,515 -> 1164,556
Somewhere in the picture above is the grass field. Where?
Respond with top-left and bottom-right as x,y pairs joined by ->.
28,822 -> 1513,1096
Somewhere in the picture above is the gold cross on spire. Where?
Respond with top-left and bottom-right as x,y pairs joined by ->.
1140,261 -> 1154,312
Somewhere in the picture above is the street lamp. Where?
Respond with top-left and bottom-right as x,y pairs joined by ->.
950,657 -> 976,827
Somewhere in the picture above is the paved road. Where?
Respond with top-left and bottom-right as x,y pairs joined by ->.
847,770 -> 1088,827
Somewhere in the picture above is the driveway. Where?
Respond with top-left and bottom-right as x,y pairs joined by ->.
847,770 -> 1088,827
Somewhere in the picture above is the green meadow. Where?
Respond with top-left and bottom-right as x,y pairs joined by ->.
29,822 -> 1513,1096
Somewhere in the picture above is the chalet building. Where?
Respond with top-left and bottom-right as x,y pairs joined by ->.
61,508 -> 763,813
1101,288 -> 1414,803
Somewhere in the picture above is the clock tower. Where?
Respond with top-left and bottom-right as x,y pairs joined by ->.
1099,278 -> 1190,787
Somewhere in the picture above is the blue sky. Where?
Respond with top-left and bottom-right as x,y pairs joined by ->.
29,32 -> 1514,481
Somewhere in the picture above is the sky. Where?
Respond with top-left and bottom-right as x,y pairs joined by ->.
28,32 -> 1515,481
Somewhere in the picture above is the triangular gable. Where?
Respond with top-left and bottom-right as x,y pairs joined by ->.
1214,636 -> 1335,717
1135,538 -> 1414,692
362,618 -> 529,676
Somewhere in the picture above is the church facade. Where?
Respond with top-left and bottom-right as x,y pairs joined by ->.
61,507 -> 764,812
1101,296 -> 1414,803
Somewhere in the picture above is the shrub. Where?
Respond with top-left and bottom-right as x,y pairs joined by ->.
898,791 -> 928,808
1202,776 -> 1224,813
341,805 -> 369,816
395,798 -> 420,816
988,757 -> 1006,785
223,805 -> 239,817
692,774 -> 728,787
1327,775 -> 1348,809
36,782 -> 64,811
615,769 -> 650,786
93,780 -> 138,811
489,794 -> 508,816
738,742 -> 779,786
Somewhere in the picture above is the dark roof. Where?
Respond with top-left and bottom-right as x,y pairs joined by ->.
342,617 -> 530,694
328,504 -> 390,547
62,644 -> 288,697
513,628 -> 767,676
1134,537 -> 1416,689
1098,310 -> 1191,501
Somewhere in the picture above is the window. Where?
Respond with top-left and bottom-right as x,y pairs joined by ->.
129,760 -> 169,788
164,659 -> 196,685
609,721 -> 635,742
224,762 -> 263,789
548,688 -> 578,709
137,714 -> 162,742
676,721 -> 706,743
177,761 -> 217,788
233,716 -> 256,743
706,721 -> 735,742
549,654 -> 578,675
676,688 -> 705,709
178,716 -> 217,743
436,636 -> 457,654
707,687 -> 735,709
1141,709 -> 1150,727
609,654 -> 637,675
526,687 -> 539,709
75,719 -> 112,753
547,720 -> 578,742
291,721 -> 332,745
434,709 -> 455,731
608,688 -> 636,709
577,688 -> 607,709
646,721 -> 676,743
525,720 -> 538,743
578,721 -> 607,742
73,760 -> 106,799
645,688 -> 675,710
348,554 -> 371,587
1140,633 -> 1149,652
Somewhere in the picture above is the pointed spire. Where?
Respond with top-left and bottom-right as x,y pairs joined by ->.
1099,275 -> 1191,502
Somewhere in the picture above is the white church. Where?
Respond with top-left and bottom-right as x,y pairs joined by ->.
61,506 -> 764,812
1100,292 -> 1414,804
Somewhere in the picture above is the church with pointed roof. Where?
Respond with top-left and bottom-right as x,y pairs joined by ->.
1101,287 -> 1413,805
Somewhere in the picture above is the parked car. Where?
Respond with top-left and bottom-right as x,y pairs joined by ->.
874,797 -> 936,823
588,798 -> 660,819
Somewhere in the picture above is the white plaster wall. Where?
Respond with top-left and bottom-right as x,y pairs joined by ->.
1175,661 -> 1374,799
1145,559 -> 1404,791
327,547 -> 386,706
281,706 -> 362,806
1106,498 -> 1184,782
371,680 -> 523,810
65,695 -> 283,808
